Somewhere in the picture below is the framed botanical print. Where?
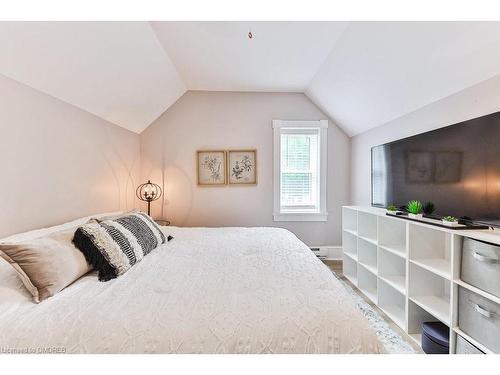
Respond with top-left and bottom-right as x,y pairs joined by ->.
197,150 -> 226,186
227,149 -> 257,185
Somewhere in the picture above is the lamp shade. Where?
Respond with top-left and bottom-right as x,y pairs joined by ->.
136,180 -> 162,215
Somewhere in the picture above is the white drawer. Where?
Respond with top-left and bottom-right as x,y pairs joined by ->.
456,335 -> 484,354
458,287 -> 500,353
461,237 -> 500,298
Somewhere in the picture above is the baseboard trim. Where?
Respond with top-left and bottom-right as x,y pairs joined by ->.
308,245 -> 342,260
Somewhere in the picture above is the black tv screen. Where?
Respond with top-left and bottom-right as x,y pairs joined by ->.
371,111 -> 500,227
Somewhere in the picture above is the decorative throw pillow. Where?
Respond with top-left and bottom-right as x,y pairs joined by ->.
73,212 -> 172,281
0,211 -> 124,244
0,229 -> 93,303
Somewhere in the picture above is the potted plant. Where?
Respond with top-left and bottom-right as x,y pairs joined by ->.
423,201 -> 436,216
407,200 -> 423,219
386,204 -> 398,214
442,216 -> 459,227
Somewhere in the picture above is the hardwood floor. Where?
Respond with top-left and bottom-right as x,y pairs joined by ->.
323,259 -> 423,353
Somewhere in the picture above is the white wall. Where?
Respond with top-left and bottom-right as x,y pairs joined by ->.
0,74 -> 141,238
351,74 -> 500,205
140,91 -> 351,246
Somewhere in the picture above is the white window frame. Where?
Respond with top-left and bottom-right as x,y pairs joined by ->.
273,120 -> 328,222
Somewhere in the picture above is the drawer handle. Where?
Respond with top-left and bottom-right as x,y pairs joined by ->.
474,303 -> 496,319
472,251 -> 500,264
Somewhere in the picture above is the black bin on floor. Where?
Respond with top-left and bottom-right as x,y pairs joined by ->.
422,322 -> 449,354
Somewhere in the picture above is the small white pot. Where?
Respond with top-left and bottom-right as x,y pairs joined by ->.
387,210 -> 398,215
442,220 -> 459,227
408,213 -> 423,219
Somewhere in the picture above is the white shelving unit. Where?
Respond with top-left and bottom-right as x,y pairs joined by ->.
358,211 -> 377,244
409,224 -> 452,279
358,264 -> 378,304
358,236 -> 378,275
379,247 -> 406,295
408,262 -> 451,325
342,206 -> 500,354
379,277 -> 406,329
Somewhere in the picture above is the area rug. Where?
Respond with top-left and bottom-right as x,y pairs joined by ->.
332,271 -> 417,354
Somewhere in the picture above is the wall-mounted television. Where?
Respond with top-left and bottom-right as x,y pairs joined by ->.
371,111 -> 500,228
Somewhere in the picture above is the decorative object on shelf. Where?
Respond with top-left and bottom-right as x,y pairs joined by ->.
385,211 -> 488,230
423,201 -> 436,215
421,322 -> 450,354
442,216 -> 459,227
197,150 -> 227,186
227,149 -> 257,185
136,180 -> 162,216
407,200 -> 423,219
386,204 -> 398,214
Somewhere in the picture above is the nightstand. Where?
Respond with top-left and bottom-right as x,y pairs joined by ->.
154,219 -> 170,226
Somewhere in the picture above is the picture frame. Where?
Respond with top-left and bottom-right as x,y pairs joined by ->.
405,151 -> 434,183
196,150 -> 227,186
227,149 -> 257,185
435,151 -> 462,183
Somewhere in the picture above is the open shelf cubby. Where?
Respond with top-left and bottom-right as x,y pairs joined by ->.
408,299 -> 446,350
342,230 -> 357,260
409,223 -> 451,279
358,236 -> 377,275
358,264 -> 378,304
409,262 -> 451,325
378,247 -> 406,295
358,211 -> 377,244
342,207 -> 358,235
378,215 -> 406,257
378,277 -> 406,329
343,254 -> 358,286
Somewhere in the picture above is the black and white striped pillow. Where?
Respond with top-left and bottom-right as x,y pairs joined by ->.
73,212 -> 172,281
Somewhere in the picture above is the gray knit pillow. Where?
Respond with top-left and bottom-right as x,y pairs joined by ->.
73,212 -> 172,281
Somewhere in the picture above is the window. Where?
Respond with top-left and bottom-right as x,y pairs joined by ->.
273,120 -> 328,221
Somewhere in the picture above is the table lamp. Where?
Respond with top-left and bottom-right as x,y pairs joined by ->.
136,180 -> 162,216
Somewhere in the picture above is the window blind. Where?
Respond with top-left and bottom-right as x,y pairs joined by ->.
280,131 -> 319,210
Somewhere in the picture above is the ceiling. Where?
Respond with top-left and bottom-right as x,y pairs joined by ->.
0,22 -> 186,134
307,22 -> 500,135
151,22 -> 347,92
1,21 -> 500,135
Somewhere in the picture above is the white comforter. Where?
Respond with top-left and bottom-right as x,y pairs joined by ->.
0,227 -> 383,354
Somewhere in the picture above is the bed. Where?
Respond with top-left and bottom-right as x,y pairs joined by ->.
0,226 -> 383,354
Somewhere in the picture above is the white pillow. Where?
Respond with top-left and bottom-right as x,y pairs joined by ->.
0,211 -> 124,306
0,211 -> 124,244
0,256 -> 32,308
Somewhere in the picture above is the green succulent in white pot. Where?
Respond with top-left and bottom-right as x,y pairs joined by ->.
386,204 -> 398,214
407,200 -> 423,219
442,216 -> 459,227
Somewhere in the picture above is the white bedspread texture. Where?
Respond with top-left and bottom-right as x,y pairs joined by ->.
0,227 -> 383,354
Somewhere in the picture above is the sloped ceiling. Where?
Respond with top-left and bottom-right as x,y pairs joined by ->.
0,22 -> 186,133
306,22 -> 500,136
1,21 -> 500,135
151,21 -> 348,92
